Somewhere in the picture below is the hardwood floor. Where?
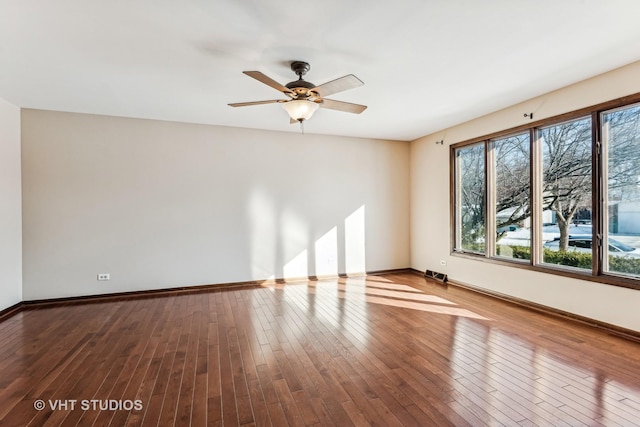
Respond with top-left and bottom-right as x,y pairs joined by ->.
1,272 -> 640,426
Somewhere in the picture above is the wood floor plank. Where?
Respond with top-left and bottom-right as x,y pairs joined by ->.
247,379 -> 272,427
172,300 -> 202,427
1,273 -> 640,426
189,300 -> 211,427
137,304 -> 185,426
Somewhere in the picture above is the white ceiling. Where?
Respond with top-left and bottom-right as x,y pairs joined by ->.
2,1 -> 640,141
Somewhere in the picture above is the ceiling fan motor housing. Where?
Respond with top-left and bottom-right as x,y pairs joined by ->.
286,61 -> 316,97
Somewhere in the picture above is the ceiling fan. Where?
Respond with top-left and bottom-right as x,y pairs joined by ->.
228,61 -> 367,123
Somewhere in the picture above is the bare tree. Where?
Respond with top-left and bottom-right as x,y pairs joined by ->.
541,118 -> 592,251
495,134 -> 530,241
492,108 -> 640,252
458,144 -> 485,249
459,107 -> 640,254
606,106 -> 640,203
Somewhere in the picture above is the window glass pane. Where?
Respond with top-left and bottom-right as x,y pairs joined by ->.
456,143 -> 486,253
493,133 -> 530,260
539,117 -> 593,270
603,104 -> 640,277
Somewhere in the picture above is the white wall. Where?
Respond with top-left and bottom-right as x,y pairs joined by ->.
411,60 -> 640,332
21,110 -> 410,300
0,97 -> 22,310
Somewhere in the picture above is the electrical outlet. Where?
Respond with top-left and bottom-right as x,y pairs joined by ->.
440,260 -> 447,266
97,273 -> 110,281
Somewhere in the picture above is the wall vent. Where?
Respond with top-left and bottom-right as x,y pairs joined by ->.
424,269 -> 448,284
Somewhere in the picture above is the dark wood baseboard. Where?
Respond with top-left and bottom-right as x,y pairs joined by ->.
1,269 -> 412,320
0,302 -> 23,322
21,280 -> 266,310
366,268 -> 415,276
430,272 -> 640,344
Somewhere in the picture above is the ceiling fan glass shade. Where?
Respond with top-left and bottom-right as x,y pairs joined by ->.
282,99 -> 319,122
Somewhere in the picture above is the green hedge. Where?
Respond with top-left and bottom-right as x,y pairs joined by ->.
500,245 -> 640,275
543,249 -> 592,269
461,242 -> 485,253
508,246 -> 531,260
609,256 -> 640,275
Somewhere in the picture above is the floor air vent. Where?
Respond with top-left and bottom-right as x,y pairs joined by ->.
424,269 -> 448,283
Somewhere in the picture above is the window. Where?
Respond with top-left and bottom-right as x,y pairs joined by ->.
492,133 -> 530,260
602,103 -> 640,277
455,143 -> 486,254
450,93 -> 640,289
539,117 -> 593,270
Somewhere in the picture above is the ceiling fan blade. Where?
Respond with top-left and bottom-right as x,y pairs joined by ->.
320,98 -> 367,114
228,100 -> 283,107
243,71 -> 294,94
313,74 -> 363,97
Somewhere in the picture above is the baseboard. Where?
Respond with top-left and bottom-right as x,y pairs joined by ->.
366,268 -> 415,276
21,279 -> 266,309
446,277 -> 640,344
0,302 -> 23,322
1,269 -> 412,321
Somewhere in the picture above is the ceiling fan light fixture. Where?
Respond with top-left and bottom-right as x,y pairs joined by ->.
282,99 -> 319,122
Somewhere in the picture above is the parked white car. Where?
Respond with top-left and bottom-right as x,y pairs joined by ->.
543,236 -> 640,258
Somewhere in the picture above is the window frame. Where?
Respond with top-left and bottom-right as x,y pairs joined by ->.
453,141 -> 487,255
536,115 -> 594,272
450,92 -> 640,291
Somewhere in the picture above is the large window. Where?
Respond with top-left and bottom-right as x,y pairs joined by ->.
451,94 -> 640,288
